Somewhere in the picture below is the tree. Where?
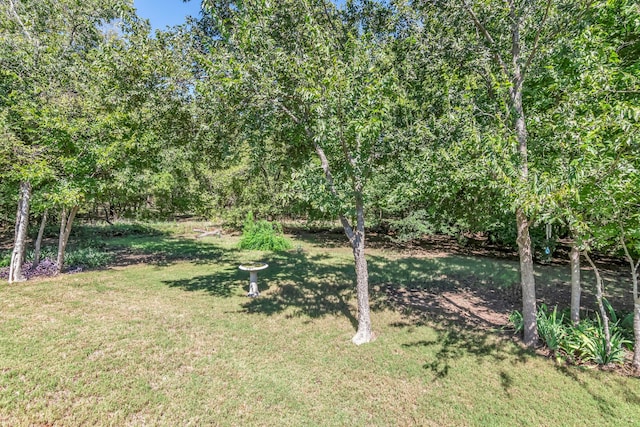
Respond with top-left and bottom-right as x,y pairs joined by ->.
198,0 -> 405,344
1,0 -> 143,277
530,0 -> 639,363
439,0 -> 597,347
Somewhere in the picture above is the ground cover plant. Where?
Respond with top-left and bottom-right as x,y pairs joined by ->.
1,223 -> 639,426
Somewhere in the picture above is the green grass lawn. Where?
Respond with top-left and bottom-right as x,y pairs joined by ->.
0,223 -> 638,426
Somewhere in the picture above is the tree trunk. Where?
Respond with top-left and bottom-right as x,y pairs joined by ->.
620,240 -> 640,369
312,140 -> 373,345
509,11 -> 538,348
584,251 -> 612,357
56,205 -> 79,274
33,210 -> 47,269
633,278 -> 640,369
9,181 -> 32,283
516,208 -> 538,347
570,243 -> 581,325
350,192 -> 372,345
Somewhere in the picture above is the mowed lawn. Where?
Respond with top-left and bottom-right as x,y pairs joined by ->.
1,224 -> 639,426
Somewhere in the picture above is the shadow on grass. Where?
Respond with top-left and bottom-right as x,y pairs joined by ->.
162,267 -> 242,298
553,363 -> 640,416
241,251 -> 358,328
400,324 -> 530,380
157,249 -> 358,327
105,235 -> 236,267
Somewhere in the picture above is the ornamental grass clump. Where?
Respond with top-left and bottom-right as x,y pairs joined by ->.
238,212 -> 292,251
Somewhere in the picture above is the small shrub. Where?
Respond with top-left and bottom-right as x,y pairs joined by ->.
0,251 -> 10,268
64,247 -> 113,268
512,305 -> 631,366
537,304 -> 566,352
238,212 -> 292,251
571,315 -> 630,365
26,246 -> 113,269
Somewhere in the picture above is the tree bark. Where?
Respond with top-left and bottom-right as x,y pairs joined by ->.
312,140 -> 373,345
620,239 -> 640,369
584,251 -> 612,358
351,190 -> 373,345
56,205 -> 78,274
8,181 -> 32,283
516,208 -> 538,347
569,243 -> 581,325
32,210 -> 47,269
510,10 -> 538,348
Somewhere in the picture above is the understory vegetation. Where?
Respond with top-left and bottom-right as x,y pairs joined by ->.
511,303 -> 633,366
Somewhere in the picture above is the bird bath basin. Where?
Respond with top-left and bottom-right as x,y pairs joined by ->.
238,263 -> 268,297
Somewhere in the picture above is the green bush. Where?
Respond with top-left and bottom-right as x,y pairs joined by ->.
64,247 -> 114,268
0,251 -> 10,268
508,310 -> 523,333
26,246 -> 113,269
509,304 -> 632,366
238,212 -> 292,251
560,316 -> 630,365
537,304 -> 566,352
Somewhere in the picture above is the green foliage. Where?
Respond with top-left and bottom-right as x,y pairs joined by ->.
238,212 -> 292,252
510,304 -> 632,365
63,247 -> 113,269
560,317 -> 630,366
508,310 -> 523,334
0,251 -> 10,268
536,304 -> 566,352
25,246 -> 113,269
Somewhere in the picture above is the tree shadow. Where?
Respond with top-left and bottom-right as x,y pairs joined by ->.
367,253 -> 534,379
241,251 -> 358,328
553,363 -> 640,416
156,248 -> 358,328
106,235 -> 236,267
161,266 -> 243,298
400,321 -> 531,381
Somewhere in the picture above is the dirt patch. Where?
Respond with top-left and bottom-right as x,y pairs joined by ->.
378,283 -> 513,330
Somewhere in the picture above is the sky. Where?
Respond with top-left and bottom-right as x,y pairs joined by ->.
134,0 -> 203,30
134,1 -> 347,31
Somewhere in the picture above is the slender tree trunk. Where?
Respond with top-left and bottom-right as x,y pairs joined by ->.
32,210 -> 47,269
312,140 -> 373,345
56,205 -> 78,274
509,10 -> 538,348
570,243 -> 581,325
584,251 -> 612,357
632,268 -> 640,370
516,208 -> 538,347
351,191 -> 372,345
620,240 -> 640,369
9,181 -> 32,283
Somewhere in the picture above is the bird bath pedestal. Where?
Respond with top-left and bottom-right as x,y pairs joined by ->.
238,263 -> 268,297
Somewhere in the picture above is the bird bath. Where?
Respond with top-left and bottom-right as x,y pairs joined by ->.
238,263 -> 268,297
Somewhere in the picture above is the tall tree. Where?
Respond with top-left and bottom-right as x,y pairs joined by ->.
199,0 -> 405,344
442,0 -> 595,347
537,0 -> 639,363
1,0 -> 139,278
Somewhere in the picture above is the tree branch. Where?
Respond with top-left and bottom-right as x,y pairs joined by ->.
523,0 -> 552,73
461,0 -> 509,77
8,0 -> 36,45
313,141 -> 356,244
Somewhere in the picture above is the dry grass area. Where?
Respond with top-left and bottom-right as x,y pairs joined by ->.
0,223 -> 639,426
